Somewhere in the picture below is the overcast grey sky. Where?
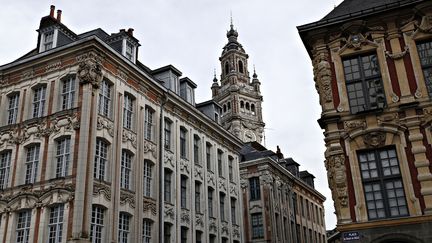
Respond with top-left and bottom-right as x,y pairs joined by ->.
0,0 -> 344,229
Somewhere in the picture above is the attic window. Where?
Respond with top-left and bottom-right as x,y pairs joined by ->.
125,41 -> 135,61
43,31 -> 55,51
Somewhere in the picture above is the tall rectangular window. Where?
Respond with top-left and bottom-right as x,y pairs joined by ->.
195,182 -> 201,213
25,145 -> 40,184
94,139 -> 108,181
98,80 -> 111,117
231,198 -> 236,224
61,76 -> 75,110
206,143 -> 212,171
48,204 -> 64,243
7,93 -> 19,125
120,151 -> 132,190
228,156 -> 234,182
56,137 -> 71,178
143,160 -> 152,197
217,150 -> 223,177
90,206 -> 104,243
125,41 -> 135,61
343,53 -> 385,113
0,151 -> 11,189
180,128 -> 187,158
181,176 -> 188,208
249,177 -> 261,200
123,94 -> 134,130
193,135 -> 200,165
164,169 -> 172,203
43,31 -> 54,50
359,147 -> 408,219
220,192 -> 225,221
144,107 -> 154,141
118,213 -> 130,243
16,210 -> 31,243
180,227 -> 188,243
142,219 -> 152,243
32,86 -> 46,118
417,40 -> 432,97
164,119 -> 172,150
208,188 -> 214,217
251,213 -> 264,239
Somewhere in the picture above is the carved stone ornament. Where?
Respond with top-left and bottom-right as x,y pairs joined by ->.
120,190 -> 135,208
164,205 -> 175,220
313,52 -> 333,103
345,33 -> 369,50
180,209 -> 190,225
233,225 -> 241,238
76,52 -> 103,89
93,183 -> 111,201
207,172 -> 216,187
209,218 -> 217,233
96,116 -> 114,137
230,183 -> 238,196
326,154 -> 348,209
164,152 -> 175,168
194,167 -> 203,180
240,178 -> 248,189
417,15 -> 432,33
122,129 -> 137,148
363,131 -> 386,147
344,120 -> 366,130
143,199 -> 157,216
143,141 -> 156,158
180,159 -> 190,174
260,171 -> 272,186
221,221 -> 229,235
218,178 -> 227,191
195,214 -> 204,227
385,45 -> 409,60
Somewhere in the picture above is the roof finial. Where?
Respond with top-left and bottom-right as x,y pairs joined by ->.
253,64 -> 258,78
213,68 -> 218,82
230,11 -> 234,29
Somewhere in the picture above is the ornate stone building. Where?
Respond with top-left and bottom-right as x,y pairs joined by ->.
298,0 -> 432,242
0,6 -> 244,243
211,23 -> 265,144
239,143 -> 326,243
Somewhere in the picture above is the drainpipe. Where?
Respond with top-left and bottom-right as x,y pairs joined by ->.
159,92 -> 168,242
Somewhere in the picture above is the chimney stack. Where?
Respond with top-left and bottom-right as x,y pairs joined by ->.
57,10 -> 62,22
127,28 -> 134,36
49,5 -> 55,18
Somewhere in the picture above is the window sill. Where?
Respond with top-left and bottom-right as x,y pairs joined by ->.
351,107 -> 384,116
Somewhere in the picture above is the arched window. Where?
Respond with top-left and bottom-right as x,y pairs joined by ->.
228,102 -> 231,110
238,60 -> 244,73
245,102 -> 250,110
223,104 -> 227,113
240,101 -> 244,109
251,104 -> 256,115
225,62 -> 230,75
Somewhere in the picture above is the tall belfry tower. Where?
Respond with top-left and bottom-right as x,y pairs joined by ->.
212,21 -> 265,143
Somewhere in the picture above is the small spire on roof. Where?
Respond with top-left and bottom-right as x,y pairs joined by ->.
213,68 -> 218,82
253,64 -> 258,78
230,11 -> 233,29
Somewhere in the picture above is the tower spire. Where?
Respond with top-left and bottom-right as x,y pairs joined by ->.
230,11 -> 234,29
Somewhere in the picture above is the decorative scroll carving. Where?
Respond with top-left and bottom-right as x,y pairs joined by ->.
363,132 -> 386,147
164,152 -> 175,168
180,209 -> 190,225
76,52 -> 103,89
207,172 -> 215,187
194,167 -> 203,180
96,116 -> 114,137
164,205 -> 175,220
260,171 -> 272,186
143,141 -> 156,158
120,190 -> 135,208
344,120 -> 366,130
180,159 -> 190,174
313,52 -> 333,103
345,34 -> 369,50
417,15 -> 432,33
233,225 -> 240,238
93,183 -> 111,201
326,154 -> 348,209
218,178 -> 227,191
122,129 -> 137,148
221,221 -> 229,235
143,199 -> 157,216
45,61 -> 62,72
209,218 -> 217,233
21,69 -> 34,81
385,45 -> 409,60
377,113 -> 400,126
230,183 -> 238,196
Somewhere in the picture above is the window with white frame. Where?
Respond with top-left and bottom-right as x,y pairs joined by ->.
7,93 -> 19,125
251,213 -> 264,239
61,76 -> 76,110
180,127 -> 187,159
249,177 -> 261,201
25,144 -> 40,184
417,40 -> 432,97
164,169 -> 172,203
144,107 -> 154,141
143,160 -> 152,197
142,219 -> 152,243
125,41 -> 135,62
120,150 -> 132,190
98,80 -> 112,117
193,135 -> 200,165
56,137 -> 71,178
32,86 -> 46,118
43,31 -> 54,51
94,139 -> 108,181
181,175 -> 188,208
16,210 -> 31,243
0,151 -> 11,189
48,204 -> 64,243
90,205 -> 105,243
123,94 -> 134,130
164,119 -> 172,150
118,212 -> 130,243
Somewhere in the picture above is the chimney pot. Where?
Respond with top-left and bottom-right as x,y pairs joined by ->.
56,10 -> 62,22
127,28 -> 134,36
50,5 -> 55,17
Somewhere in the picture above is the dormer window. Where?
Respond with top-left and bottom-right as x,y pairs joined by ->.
40,29 -> 57,52
125,41 -> 134,61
